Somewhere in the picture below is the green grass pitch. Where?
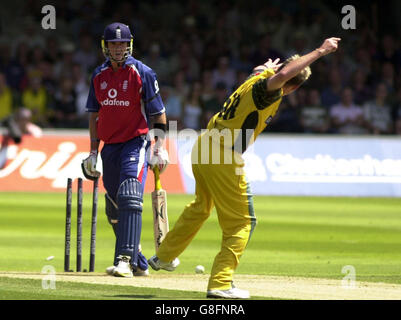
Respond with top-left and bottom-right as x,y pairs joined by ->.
1,192 -> 401,299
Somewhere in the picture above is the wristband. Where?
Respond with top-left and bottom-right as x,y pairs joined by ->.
153,123 -> 166,139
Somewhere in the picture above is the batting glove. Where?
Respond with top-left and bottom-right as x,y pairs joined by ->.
149,146 -> 169,174
81,150 -> 101,180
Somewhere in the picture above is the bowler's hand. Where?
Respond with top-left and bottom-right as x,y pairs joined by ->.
82,151 -> 101,180
253,58 -> 283,74
149,146 -> 169,174
318,37 -> 341,56
263,58 -> 283,72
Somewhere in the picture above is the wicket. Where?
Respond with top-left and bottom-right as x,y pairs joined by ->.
89,178 -> 99,272
64,177 -> 98,272
64,178 -> 72,272
76,178 -> 83,272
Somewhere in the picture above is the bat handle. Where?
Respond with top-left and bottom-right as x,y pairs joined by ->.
153,166 -> 162,191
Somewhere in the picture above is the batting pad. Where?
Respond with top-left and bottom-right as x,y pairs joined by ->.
116,178 -> 143,269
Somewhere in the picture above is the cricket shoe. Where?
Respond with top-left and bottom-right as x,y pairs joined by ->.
106,265 -> 116,276
148,255 -> 180,271
207,285 -> 250,299
106,265 -> 149,276
133,267 -> 149,277
113,255 -> 133,278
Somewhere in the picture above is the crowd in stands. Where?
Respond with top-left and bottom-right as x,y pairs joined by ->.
0,0 -> 401,135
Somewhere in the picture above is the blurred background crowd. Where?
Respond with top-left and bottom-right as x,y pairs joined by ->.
1,0 -> 401,135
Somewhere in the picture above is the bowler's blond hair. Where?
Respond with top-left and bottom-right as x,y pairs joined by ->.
279,54 -> 312,87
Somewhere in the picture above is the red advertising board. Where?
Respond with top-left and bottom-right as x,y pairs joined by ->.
0,134 -> 185,193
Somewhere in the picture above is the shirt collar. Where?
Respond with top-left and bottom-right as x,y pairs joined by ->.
104,55 -> 135,68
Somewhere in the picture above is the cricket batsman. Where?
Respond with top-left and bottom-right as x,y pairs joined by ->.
82,22 -> 169,277
149,37 -> 341,298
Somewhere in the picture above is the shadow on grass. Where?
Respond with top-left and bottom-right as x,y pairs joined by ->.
106,294 -> 155,299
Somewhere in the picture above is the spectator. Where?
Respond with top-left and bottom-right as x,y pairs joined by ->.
328,46 -> 355,84
71,63 -> 89,128
251,34 -> 283,66
44,36 -> 60,64
172,70 -> 190,104
200,70 -> 215,102
268,89 -> 303,133
200,70 -> 218,127
14,18 -> 46,51
396,114 -> 401,134
0,72 -> 13,120
305,59 -> 328,91
21,71 -> 48,126
169,41 -> 200,83
320,68 -> 343,108
378,62 -> 396,96
299,89 -> 330,133
54,42 -> 75,79
74,0 -> 104,36
29,46 -> 45,73
183,81 -> 203,130
354,47 -> 373,82
350,69 -> 372,106
393,88 -> 401,135
211,56 -> 236,93
0,42 -> 12,73
231,43 -> 253,73
161,71 -> 190,130
142,43 -> 170,85
51,77 -> 77,128
374,34 -> 401,71
201,37 -> 223,71
233,70 -> 250,91
201,81 -> 228,129
329,87 -> 368,134
73,33 -> 97,74
214,82 -> 229,109
285,31 -> 311,57
6,42 -> 28,91
161,85 -> 183,130
294,87 -> 308,106
363,83 -> 393,135
0,0 -> 398,137
38,59 -> 57,98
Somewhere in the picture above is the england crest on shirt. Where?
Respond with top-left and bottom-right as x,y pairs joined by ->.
122,80 -> 128,92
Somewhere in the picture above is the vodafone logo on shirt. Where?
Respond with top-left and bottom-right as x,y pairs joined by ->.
108,88 -> 117,98
101,88 -> 130,106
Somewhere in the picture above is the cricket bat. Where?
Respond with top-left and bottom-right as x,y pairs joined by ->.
151,166 -> 169,251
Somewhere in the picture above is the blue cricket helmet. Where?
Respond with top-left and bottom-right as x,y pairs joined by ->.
101,22 -> 133,62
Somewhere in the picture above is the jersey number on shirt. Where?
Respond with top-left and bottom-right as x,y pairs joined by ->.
218,92 -> 241,120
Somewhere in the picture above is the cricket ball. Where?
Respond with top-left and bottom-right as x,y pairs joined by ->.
195,265 -> 205,274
